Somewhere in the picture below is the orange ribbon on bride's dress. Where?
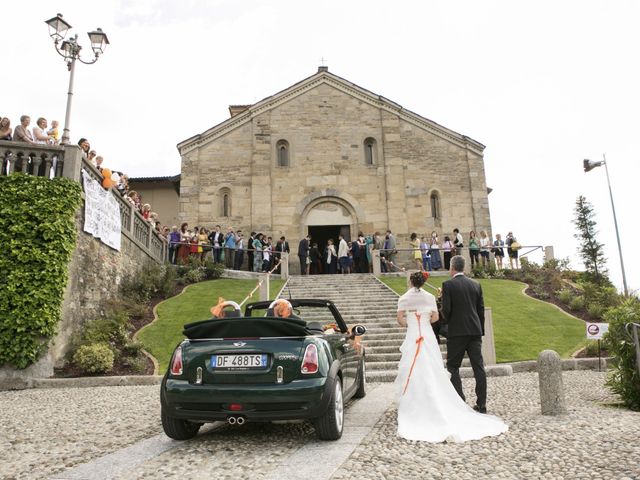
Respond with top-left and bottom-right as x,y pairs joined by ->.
402,311 -> 424,395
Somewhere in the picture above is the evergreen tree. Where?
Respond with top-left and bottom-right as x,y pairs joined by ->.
573,195 -> 608,282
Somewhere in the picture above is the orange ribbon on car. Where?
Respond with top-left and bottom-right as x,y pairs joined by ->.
210,297 -> 227,318
402,311 -> 424,396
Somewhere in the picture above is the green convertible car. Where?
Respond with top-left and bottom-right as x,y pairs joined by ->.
160,298 -> 367,441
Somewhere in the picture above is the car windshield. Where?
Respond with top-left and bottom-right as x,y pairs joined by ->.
244,300 -> 347,333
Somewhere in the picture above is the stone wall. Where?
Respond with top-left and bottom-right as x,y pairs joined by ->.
51,208 -> 159,366
0,152 -> 167,387
0,206 -> 160,388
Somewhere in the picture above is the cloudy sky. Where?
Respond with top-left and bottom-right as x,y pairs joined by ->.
4,0 -> 639,292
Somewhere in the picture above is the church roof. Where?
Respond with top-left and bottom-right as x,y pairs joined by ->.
177,67 -> 485,155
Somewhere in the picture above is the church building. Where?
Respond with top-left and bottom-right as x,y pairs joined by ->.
177,67 -> 491,269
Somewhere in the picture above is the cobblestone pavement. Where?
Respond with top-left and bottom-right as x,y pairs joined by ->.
332,371 -> 640,480
1,372 -> 639,480
0,385 -> 162,479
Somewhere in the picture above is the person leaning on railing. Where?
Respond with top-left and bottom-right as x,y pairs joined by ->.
13,115 -> 35,143
0,117 -> 13,140
168,226 -> 180,264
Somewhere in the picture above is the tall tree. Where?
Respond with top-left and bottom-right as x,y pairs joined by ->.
573,195 -> 608,282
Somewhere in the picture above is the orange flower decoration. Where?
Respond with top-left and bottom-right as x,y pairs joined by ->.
210,297 -> 227,318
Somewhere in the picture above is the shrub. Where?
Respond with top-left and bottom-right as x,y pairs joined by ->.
543,257 -> 571,272
587,303 -> 606,320
158,265 -> 178,297
556,288 -> 574,305
203,259 -> 225,280
490,269 -> 505,279
580,281 -> 621,310
73,343 -> 115,374
121,355 -> 147,374
120,263 -> 177,303
583,340 -> 602,356
81,311 -> 130,348
185,268 -> 205,284
122,340 -> 144,356
0,175 -> 82,368
568,296 -> 585,311
531,285 -> 550,300
604,298 -> 640,411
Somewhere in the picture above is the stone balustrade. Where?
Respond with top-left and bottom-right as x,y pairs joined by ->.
0,140 -> 167,264
1,141 -> 65,178
81,160 -> 167,263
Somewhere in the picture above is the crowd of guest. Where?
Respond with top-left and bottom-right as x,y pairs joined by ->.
407,228 -> 522,272
0,114 -> 60,144
77,136 -> 168,236
166,224 -> 523,274
0,114 -> 169,241
167,225 -> 291,272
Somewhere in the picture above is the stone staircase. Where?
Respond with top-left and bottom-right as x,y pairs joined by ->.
280,273 -> 509,382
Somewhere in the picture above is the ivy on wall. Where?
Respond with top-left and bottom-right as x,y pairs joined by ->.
0,174 -> 82,368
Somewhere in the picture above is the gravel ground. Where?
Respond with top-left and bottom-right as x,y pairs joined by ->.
0,385 -> 162,480
332,371 -> 640,480
1,371 -> 638,480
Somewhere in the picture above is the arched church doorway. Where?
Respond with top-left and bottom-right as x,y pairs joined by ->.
304,201 -> 354,258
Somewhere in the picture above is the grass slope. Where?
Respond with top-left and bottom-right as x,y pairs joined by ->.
138,278 -> 284,372
379,276 -> 585,363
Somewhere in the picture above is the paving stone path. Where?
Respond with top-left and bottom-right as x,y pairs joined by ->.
1,371 -> 638,479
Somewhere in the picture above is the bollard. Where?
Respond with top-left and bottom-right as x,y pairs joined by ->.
372,250 -> 381,275
280,252 -> 289,280
259,273 -> 270,301
537,350 -> 567,415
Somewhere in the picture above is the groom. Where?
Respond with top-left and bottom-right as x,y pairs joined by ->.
441,255 -> 487,413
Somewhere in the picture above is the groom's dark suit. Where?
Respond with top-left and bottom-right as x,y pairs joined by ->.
441,272 -> 487,409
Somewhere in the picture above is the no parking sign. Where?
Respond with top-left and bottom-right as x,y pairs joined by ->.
586,322 -> 609,340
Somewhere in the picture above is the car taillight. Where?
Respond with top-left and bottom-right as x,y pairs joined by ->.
170,346 -> 183,376
301,344 -> 318,374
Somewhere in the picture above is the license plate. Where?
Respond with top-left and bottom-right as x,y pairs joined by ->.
212,354 -> 267,369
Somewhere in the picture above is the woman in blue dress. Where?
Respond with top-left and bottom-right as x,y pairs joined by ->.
428,231 -> 442,270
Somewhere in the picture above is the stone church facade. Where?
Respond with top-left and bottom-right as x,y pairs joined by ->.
177,67 -> 491,267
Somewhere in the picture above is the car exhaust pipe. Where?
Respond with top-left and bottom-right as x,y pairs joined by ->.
236,416 -> 245,425
227,416 -> 237,425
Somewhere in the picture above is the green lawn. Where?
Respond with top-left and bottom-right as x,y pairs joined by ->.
379,276 -> 585,363
137,278 -> 285,372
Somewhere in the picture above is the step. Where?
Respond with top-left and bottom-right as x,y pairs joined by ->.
367,364 -> 513,383
366,354 -> 471,367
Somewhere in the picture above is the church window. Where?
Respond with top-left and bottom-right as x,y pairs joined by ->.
220,188 -> 231,217
364,137 -> 377,165
430,192 -> 440,219
276,140 -> 289,167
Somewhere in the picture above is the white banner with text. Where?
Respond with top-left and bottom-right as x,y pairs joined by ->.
82,170 -> 122,251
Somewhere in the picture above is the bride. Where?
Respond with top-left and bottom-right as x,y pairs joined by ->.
395,271 -> 508,442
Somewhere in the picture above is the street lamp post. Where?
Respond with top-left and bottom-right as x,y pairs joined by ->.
583,155 -> 629,296
45,13 -> 109,145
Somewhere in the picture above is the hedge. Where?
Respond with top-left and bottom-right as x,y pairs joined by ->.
0,174 -> 82,368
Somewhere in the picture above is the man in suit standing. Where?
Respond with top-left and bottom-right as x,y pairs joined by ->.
274,236 -> 290,274
385,229 -> 397,269
441,255 -> 487,413
298,234 -> 310,275
247,232 -> 256,272
208,225 -> 224,263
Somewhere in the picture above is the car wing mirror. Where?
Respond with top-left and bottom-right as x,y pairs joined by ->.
351,325 -> 366,336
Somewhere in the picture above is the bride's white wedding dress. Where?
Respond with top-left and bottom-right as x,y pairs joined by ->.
395,288 -> 508,442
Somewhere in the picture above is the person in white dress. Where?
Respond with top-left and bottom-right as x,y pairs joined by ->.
395,271 -> 508,442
